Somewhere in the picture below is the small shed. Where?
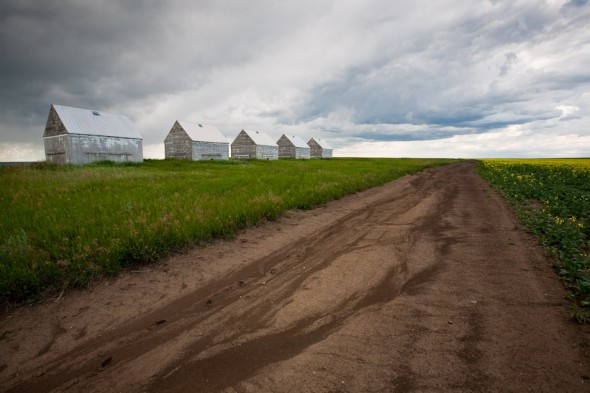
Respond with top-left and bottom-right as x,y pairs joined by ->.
277,134 -> 311,159
164,121 -> 229,160
230,130 -> 278,160
43,104 -> 143,164
308,138 -> 333,158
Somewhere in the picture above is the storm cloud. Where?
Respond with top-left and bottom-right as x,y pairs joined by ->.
1,0 -> 589,159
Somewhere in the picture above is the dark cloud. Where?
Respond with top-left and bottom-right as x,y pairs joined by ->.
500,53 -> 518,76
0,1 -> 588,158
0,0 -> 325,144
562,0 -> 588,10
345,125 -> 479,142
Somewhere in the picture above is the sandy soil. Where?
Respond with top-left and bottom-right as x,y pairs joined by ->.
1,161 -> 590,393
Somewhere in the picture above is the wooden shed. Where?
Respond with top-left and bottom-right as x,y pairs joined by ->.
164,121 -> 229,160
308,138 -> 333,158
43,104 -> 143,164
230,130 -> 278,160
277,134 -> 311,159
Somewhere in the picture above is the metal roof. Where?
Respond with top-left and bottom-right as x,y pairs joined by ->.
280,134 -> 309,148
177,121 -> 228,143
242,130 -> 277,146
310,138 -> 333,149
53,104 -> 142,139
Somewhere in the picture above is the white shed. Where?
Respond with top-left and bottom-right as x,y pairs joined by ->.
164,121 -> 229,160
43,104 -> 143,164
277,134 -> 310,159
308,138 -> 333,158
230,130 -> 278,160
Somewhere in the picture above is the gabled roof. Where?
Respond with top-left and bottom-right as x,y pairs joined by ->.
52,104 -> 142,139
242,130 -> 277,146
310,138 -> 333,149
280,134 -> 309,148
177,121 -> 228,143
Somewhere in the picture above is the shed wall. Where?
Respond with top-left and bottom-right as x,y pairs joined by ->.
278,144 -> 295,158
44,135 -> 68,164
308,140 -> 333,158
164,123 -> 192,159
295,146 -> 311,159
45,134 -> 143,164
255,145 -> 278,160
44,106 -> 67,137
231,130 -> 278,160
277,135 -> 310,159
309,140 -> 322,158
192,141 -> 229,160
231,131 -> 257,159
280,145 -> 311,159
277,135 -> 296,159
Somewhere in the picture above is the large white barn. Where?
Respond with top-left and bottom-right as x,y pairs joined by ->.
43,104 -> 143,165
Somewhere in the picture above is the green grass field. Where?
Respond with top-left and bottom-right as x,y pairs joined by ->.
0,158 -> 456,304
478,159 -> 590,321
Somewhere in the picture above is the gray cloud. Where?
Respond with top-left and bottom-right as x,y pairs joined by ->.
0,0 -> 589,159
281,1 -> 590,142
500,53 -> 518,76
562,0 -> 589,12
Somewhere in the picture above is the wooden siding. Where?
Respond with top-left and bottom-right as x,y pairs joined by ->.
43,106 -> 68,138
165,121 -> 229,160
308,139 -> 333,158
231,130 -> 278,160
164,122 -> 192,159
192,141 -> 229,160
231,130 -> 257,159
294,147 -> 311,159
256,145 -> 279,160
277,134 -> 294,158
44,134 -> 143,164
277,135 -> 310,159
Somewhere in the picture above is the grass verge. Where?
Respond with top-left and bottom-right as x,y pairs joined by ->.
478,159 -> 590,322
1,158 -> 456,305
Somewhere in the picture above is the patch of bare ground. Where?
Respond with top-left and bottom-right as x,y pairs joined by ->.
1,161 -> 589,392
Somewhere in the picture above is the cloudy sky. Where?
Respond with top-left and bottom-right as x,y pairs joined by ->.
1,0 -> 589,160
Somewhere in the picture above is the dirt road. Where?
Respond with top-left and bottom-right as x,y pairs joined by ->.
2,161 -> 589,392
